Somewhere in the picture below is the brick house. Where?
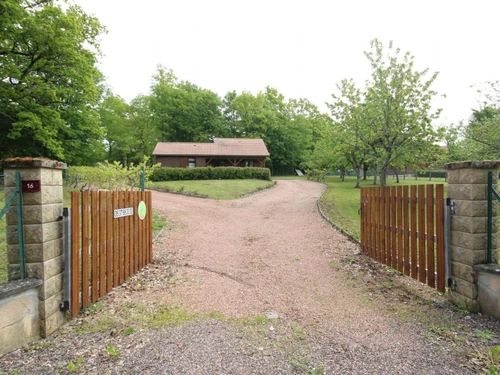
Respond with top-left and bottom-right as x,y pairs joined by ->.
152,138 -> 270,168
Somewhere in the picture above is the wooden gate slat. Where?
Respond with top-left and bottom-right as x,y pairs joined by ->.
359,189 -> 366,254
396,186 -> 403,272
91,191 -> 99,302
119,192 -> 125,283
391,186 -> 397,270
436,185 -> 445,292
124,192 -> 130,280
384,187 -> 391,267
113,192 -> 119,287
427,185 -> 435,288
141,191 -> 146,268
81,191 -> 90,310
106,192 -> 113,293
418,185 -> 426,283
99,192 -> 106,298
410,186 -> 418,278
70,192 -> 80,317
371,188 -> 376,259
133,191 -> 139,273
148,191 -> 153,263
403,186 -> 410,276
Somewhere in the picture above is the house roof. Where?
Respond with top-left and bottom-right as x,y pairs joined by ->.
152,138 -> 270,157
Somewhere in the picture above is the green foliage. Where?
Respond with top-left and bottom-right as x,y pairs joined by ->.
150,167 -> 271,181
106,344 -> 122,359
321,39 -> 442,187
306,169 -> 326,182
464,106 -> 500,159
66,159 -> 160,190
474,329 -> 495,341
0,0 -> 106,164
122,327 -> 135,336
67,356 -> 83,372
150,66 -> 225,143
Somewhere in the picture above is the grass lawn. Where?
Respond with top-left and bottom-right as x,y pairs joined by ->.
149,179 -> 275,200
293,175 -> 447,240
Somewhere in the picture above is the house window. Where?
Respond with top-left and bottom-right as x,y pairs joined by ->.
245,160 -> 254,167
188,158 -> 196,168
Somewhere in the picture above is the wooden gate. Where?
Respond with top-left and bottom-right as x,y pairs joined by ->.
360,185 -> 446,292
70,190 -> 153,316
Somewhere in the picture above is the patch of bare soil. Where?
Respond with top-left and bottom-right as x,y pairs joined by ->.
1,180 -> 500,374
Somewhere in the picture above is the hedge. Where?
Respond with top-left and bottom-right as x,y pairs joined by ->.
150,167 -> 271,181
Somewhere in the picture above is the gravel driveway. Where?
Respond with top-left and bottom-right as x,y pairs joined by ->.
1,180 -> 493,374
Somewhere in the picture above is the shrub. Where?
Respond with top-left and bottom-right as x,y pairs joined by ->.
150,167 -> 271,181
306,169 -> 325,182
67,158 -> 160,190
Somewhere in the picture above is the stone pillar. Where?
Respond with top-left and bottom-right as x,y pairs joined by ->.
3,158 -> 67,337
444,161 -> 500,310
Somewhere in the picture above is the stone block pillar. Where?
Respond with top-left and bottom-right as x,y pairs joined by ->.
3,158 -> 67,337
444,161 -> 500,310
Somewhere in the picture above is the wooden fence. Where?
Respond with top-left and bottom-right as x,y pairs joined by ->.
70,190 -> 153,316
360,184 -> 445,292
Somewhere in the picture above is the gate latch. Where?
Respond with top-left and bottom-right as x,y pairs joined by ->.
446,198 -> 456,215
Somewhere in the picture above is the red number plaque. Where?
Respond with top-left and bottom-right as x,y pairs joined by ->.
22,180 -> 41,192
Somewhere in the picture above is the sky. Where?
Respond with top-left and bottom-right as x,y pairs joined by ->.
76,0 -> 500,125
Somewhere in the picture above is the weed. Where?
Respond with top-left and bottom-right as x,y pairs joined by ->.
106,344 -> 122,360
452,298 -> 470,316
474,329 -> 495,341
67,356 -> 83,372
253,315 -> 267,325
122,327 -> 135,336
329,259 -> 341,271
84,301 -> 105,314
152,211 -> 167,231
307,366 -> 326,375
76,313 -> 119,334
342,255 -> 356,265
145,305 -> 197,328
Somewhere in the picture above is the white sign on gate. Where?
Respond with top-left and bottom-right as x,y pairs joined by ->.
113,207 -> 133,218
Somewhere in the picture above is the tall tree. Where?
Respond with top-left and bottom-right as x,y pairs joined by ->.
328,79 -> 371,188
149,65 -> 224,142
363,39 -> 441,186
0,0 -> 106,164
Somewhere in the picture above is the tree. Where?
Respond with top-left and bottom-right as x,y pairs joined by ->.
149,66 -> 224,142
98,90 -> 132,164
128,95 -> 159,163
0,0 -> 106,164
363,39 -> 441,186
328,79 -> 371,188
464,106 -> 500,159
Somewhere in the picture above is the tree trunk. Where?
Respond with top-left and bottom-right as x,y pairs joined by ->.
340,169 -> 345,181
373,173 -> 377,185
379,168 -> 387,187
355,167 -> 361,188
363,164 -> 368,180
395,169 -> 400,183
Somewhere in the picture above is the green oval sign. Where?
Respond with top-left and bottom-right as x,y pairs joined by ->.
138,201 -> 147,220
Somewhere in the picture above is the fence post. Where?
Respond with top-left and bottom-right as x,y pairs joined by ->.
3,158 -> 67,337
444,161 -> 500,311
140,166 -> 145,192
